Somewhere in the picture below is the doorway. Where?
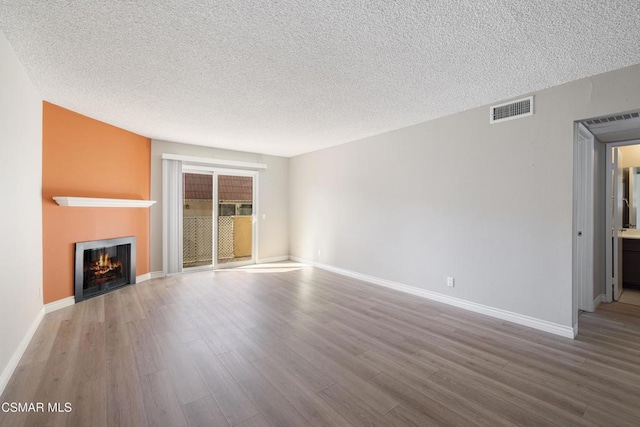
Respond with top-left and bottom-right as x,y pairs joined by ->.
609,143 -> 640,306
574,110 -> 640,317
182,167 -> 257,271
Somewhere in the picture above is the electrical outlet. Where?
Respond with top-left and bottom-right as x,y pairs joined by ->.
447,277 -> 455,288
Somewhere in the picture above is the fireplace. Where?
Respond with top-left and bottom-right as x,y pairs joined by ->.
74,236 -> 136,302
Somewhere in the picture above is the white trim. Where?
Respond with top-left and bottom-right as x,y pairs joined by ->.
291,257 -> 576,339
257,256 -> 290,264
613,147 -> 623,301
183,165 -> 261,177
573,322 -> 579,338
162,153 -> 267,170
44,296 -> 75,313
44,278 -> 154,314
592,294 -> 606,311
136,272 -> 151,283
150,271 -> 166,279
605,145 -> 614,303
44,279 -> 153,314
0,307 -> 45,396
43,275 -> 154,315
53,197 -> 156,208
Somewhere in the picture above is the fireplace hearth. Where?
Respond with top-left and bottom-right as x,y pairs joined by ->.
75,236 -> 136,302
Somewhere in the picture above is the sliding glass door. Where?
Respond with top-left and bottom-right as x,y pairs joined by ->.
182,167 -> 256,270
182,172 -> 214,268
216,174 -> 254,265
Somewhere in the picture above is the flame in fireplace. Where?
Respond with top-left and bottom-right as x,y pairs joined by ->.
99,253 -> 109,267
92,251 -> 122,276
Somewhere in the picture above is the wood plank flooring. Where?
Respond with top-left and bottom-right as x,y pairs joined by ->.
619,288 -> 640,306
2,263 -> 640,426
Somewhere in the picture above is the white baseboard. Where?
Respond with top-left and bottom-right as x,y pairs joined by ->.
257,256 -> 290,264
0,306 -> 45,396
42,273 -> 161,315
290,256 -> 576,339
150,271 -> 166,279
592,293 -> 605,311
136,272 -> 151,283
43,275 -> 159,313
44,296 -> 75,314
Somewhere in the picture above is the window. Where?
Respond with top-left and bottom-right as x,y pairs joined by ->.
238,204 -> 253,215
219,204 -> 236,216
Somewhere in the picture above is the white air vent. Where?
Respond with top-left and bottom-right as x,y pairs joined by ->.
490,96 -> 534,124
584,112 -> 640,126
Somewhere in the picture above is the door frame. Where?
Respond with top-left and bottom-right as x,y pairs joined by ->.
573,106 -> 640,335
605,145 -> 619,302
181,164 -> 259,271
604,139 -> 640,301
574,133 -> 640,314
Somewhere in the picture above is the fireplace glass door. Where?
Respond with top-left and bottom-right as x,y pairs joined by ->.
75,236 -> 136,302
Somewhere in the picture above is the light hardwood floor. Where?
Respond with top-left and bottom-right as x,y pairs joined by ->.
619,288 -> 640,307
2,263 -> 640,426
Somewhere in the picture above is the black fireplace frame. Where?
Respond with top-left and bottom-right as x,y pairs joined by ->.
74,236 -> 136,303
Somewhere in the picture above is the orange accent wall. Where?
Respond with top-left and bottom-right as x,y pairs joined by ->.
42,102 -> 151,304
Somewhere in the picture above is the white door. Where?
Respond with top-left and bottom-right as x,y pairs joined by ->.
574,124 -> 595,311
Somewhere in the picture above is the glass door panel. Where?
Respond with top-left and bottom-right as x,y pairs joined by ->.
217,174 -> 253,264
182,172 -> 213,268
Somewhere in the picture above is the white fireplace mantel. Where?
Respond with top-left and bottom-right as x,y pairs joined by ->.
53,197 -> 156,208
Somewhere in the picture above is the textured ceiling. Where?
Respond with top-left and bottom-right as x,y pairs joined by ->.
1,1 -> 640,157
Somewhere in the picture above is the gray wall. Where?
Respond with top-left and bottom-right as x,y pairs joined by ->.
289,63 -> 640,328
150,140 -> 289,272
0,32 -> 43,391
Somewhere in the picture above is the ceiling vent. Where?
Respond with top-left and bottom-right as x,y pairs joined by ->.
583,112 -> 640,126
490,96 -> 534,124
